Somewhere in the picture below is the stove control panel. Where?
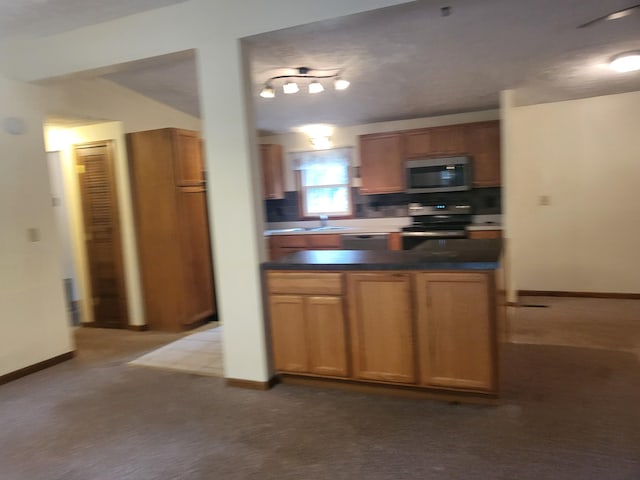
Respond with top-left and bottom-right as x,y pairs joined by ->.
408,202 -> 471,216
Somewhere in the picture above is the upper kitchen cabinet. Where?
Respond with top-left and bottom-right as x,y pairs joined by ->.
359,132 -> 404,194
465,121 -> 501,187
260,144 -> 285,200
172,129 -> 205,186
404,125 -> 466,158
429,125 -> 466,155
404,129 -> 432,159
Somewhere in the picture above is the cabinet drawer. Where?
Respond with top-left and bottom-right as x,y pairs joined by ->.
269,235 -> 308,248
268,272 -> 344,295
308,234 -> 342,248
468,230 -> 502,239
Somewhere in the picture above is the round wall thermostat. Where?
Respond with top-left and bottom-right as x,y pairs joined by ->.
3,117 -> 27,135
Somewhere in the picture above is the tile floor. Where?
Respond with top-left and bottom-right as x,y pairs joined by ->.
129,324 -> 224,377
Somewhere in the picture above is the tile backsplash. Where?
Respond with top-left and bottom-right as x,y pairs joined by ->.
265,187 -> 501,222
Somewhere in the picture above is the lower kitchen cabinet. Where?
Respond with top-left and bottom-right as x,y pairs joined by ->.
265,269 -> 499,398
415,272 -> 496,392
347,272 -> 416,384
268,272 -> 348,377
468,229 -> 502,239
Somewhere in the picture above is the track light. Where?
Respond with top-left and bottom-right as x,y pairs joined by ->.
334,77 -> 350,90
259,84 -> 275,98
258,67 -> 350,99
308,80 -> 324,94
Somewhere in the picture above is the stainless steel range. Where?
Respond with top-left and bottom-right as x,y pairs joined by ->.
401,202 -> 472,250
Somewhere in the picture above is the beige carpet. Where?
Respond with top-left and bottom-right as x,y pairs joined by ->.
129,325 -> 224,377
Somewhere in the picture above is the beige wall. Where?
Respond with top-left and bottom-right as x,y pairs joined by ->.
0,74 -> 73,376
261,109 -> 500,191
0,0 -> 411,381
46,77 -> 201,133
505,90 -> 640,294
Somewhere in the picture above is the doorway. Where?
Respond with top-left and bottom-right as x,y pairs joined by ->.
74,141 -> 129,329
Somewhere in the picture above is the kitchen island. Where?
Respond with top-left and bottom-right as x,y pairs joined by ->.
261,239 -> 505,401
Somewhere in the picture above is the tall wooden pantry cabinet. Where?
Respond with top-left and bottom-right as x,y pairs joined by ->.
127,128 -> 216,331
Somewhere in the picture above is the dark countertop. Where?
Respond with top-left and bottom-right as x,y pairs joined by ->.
262,239 -> 502,271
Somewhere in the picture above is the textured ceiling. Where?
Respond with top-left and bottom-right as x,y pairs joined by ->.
0,0 -> 188,40
10,0 -> 640,134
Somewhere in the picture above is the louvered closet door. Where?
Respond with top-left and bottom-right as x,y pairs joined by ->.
75,142 -> 128,328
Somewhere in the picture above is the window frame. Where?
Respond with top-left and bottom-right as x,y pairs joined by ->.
297,167 -> 353,219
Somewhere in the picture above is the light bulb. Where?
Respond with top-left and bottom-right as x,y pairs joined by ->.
308,80 -> 324,94
283,81 -> 299,94
334,77 -> 350,90
259,84 -> 275,98
609,52 -> 640,73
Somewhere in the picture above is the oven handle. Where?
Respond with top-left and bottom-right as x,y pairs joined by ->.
401,231 -> 465,237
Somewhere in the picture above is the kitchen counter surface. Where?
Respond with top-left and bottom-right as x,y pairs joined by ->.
264,226 -> 400,236
262,238 -> 502,271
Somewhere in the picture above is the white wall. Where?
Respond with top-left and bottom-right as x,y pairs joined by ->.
0,0 -> 414,381
44,122 -> 146,327
46,77 -> 201,133
261,109 -> 500,191
505,90 -> 640,294
0,74 -> 74,376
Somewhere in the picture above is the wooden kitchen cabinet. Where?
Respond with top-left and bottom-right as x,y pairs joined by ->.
429,125 -> 466,155
468,229 -> 502,239
347,272 -> 416,384
127,128 -> 216,331
268,234 -> 342,260
415,272 -> 496,392
173,129 -> 205,186
465,121 -> 501,187
404,129 -> 432,158
268,272 -> 348,377
260,144 -> 285,200
358,133 -> 405,194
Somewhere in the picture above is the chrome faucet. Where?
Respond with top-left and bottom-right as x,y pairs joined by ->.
319,214 -> 328,227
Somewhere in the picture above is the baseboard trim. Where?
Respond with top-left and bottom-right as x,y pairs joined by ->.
127,324 -> 149,332
519,290 -> 640,300
278,374 -> 498,405
225,377 -> 278,391
0,351 -> 75,386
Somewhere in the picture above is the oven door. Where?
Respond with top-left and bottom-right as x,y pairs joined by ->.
401,231 -> 466,250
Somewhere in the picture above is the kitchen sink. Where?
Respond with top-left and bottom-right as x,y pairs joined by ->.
266,227 -> 305,234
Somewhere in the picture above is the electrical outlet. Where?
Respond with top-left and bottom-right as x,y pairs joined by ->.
539,195 -> 551,206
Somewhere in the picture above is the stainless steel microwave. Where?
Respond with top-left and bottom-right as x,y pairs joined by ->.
405,156 -> 472,194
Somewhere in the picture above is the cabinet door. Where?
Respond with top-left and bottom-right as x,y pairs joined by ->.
466,121 -> 501,187
347,272 -> 416,384
359,133 -> 404,194
261,144 -> 285,200
173,129 -> 204,186
404,129 -> 431,158
306,296 -> 349,377
430,125 -> 466,155
415,272 -> 496,392
177,186 -> 215,325
269,295 -> 309,373
468,229 -> 502,239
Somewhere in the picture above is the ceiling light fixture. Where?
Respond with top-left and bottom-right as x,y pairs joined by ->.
259,84 -> 275,98
609,51 -> 640,73
258,67 -> 350,99
283,81 -> 299,94
308,80 -> 324,94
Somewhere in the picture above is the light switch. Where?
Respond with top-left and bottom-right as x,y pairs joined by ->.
27,228 -> 40,242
